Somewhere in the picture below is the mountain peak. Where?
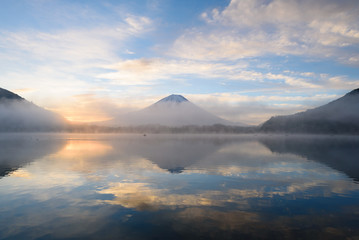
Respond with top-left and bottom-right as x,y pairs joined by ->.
0,88 -> 24,101
345,88 -> 359,96
157,94 -> 189,104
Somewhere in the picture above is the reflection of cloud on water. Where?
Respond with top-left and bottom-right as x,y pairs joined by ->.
98,182 -> 221,210
218,141 -> 274,156
185,162 -> 341,178
97,176 -> 359,211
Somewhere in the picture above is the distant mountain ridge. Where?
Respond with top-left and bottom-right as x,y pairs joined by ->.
0,87 -> 68,131
106,94 -> 240,127
260,88 -> 359,134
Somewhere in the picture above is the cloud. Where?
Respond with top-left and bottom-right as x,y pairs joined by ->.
1,29 -> 120,68
98,57 -> 350,90
99,57 -> 241,85
0,13 -> 154,119
170,0 -> 359,65
52,94 -> 124,122
124,15 -> 152,33
0,13 -> 153,70
9,169 -> 32,179
13,88 -> 36,93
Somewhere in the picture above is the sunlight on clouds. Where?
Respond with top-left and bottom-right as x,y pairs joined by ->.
13,88 -> 36,94
98,58 -> 248,85
0,13 -> 154,114
172,0 -> 359,64
54,94 -> 119,123
328,76 -> 359,89
62,113 -> 112,123
98,57 -> 330,90
9,169 -> 32,179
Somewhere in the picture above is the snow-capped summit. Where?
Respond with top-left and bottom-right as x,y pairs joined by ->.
156,94 -> 188,104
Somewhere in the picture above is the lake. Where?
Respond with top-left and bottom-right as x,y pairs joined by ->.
0,133 -> 359,240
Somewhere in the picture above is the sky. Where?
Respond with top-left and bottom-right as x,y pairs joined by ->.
0,0 -> 358,125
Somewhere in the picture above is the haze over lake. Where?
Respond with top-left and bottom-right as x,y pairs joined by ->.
0,133 -> 358,240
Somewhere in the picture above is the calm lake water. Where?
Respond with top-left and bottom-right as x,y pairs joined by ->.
0,133 -> 359,240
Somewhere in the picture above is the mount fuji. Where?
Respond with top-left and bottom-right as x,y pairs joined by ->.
107,94 -> 238,127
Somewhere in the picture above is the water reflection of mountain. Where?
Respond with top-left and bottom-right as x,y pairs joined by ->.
0,134 -> 66,178
260,136 -> 359,182
114,136 -> 234,173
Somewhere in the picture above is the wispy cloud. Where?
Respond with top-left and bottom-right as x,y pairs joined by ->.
98,58 -> 248,85
99,57 -> 357,91
124,15 -> 152,33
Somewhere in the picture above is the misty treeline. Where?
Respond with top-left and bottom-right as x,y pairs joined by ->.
66,124 -> 258,134
5,121 -> 358,134
67,122 -> 359,134
261,116 -> 359,134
